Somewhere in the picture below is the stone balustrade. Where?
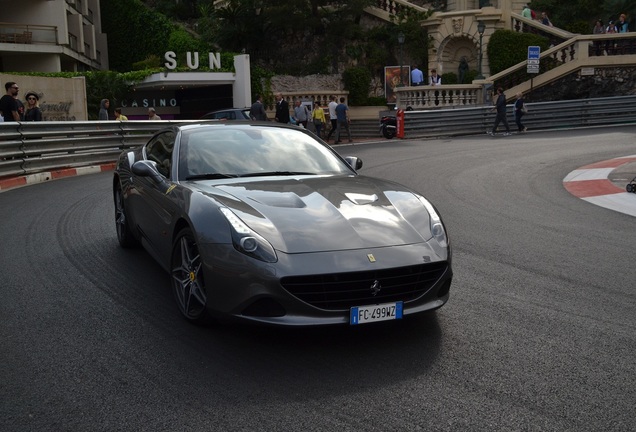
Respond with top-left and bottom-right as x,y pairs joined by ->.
395,85 -> 483,109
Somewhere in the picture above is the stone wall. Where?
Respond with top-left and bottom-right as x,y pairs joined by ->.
528,67 -> 636,102
0,74 -> 87,121
270,74 -> 344,93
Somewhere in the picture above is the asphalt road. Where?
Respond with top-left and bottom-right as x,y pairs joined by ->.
1,127 -> 635,431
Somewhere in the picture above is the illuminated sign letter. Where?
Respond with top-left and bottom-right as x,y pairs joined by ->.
209,52 -> 221,70
164,51 -> 177,70
187,52 -> 199,69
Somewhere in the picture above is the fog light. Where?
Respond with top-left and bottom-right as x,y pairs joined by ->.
240,236 -> 258,252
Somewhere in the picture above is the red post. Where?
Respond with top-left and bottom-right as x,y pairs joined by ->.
396,108 -> 405,139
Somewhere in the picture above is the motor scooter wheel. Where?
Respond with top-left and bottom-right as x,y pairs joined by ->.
382,127 -> 396,139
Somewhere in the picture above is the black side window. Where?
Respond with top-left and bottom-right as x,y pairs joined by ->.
145,131 -> 176,178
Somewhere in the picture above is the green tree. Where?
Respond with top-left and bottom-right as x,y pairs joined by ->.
84,71 -> 132,119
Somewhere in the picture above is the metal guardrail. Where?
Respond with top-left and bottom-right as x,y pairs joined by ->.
0,120 -> 191,179
1,96 -> 635,180
403,95 -> 636,138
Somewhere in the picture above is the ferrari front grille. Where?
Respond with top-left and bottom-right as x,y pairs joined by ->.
280,262 -> 449,311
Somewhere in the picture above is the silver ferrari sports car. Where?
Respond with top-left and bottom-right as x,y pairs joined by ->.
113,122 -> 452,326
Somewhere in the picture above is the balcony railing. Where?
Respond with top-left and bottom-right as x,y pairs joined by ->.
0,22 -> 58,45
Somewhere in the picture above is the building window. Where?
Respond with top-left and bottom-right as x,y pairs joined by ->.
69,33 -> 77,50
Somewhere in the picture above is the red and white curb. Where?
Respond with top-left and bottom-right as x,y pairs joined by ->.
563,155 -> 636,217
0,163 -> 116,193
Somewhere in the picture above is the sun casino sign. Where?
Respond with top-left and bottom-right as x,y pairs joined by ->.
120,51 -> 225,110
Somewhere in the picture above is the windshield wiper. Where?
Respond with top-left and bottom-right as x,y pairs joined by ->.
185,173 -> 238,180
237,171 -> 316,178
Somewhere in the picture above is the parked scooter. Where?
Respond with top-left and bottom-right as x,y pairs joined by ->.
379,114 -> 397,139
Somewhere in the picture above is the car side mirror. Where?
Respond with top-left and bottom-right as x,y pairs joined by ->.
132,160 -> 165,183
344,156 -> 363,171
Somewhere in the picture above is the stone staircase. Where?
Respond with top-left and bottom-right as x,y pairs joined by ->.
366,3 -> 636,103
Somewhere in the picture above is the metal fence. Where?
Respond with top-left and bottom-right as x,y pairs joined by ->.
2,96 -> 636,180
402,95 -> 636,138
0,120 -> 185,178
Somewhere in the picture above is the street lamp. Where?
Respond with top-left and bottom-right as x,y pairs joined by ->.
398,32 -> 405,87
476,21 -> 486,80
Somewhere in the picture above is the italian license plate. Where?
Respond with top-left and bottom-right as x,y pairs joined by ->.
350,302 -> 403,325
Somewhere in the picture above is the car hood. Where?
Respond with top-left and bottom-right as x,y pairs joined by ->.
194,176 -> 433,253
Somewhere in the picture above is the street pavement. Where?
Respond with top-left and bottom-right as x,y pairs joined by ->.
3,147 -> 636,220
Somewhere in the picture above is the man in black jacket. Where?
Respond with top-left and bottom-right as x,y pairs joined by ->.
488,87 -> 511,136
274,92 -> 290,124
0,82 -> 20,122
249,94 -> 268,121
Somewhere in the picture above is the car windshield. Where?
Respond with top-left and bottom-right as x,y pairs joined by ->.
177,125 -> 353,181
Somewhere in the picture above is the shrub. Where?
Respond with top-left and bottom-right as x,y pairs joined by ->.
343,67 -> 372,106
487,30 -> 550,75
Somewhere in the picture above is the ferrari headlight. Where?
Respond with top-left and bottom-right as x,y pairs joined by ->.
220,207 -> 278,263
417,196 -> 448,248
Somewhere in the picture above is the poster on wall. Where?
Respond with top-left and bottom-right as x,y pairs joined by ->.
384,66 -> 410,105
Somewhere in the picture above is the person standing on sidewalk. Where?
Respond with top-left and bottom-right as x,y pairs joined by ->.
274,92 -> 290,124
98,99 -> 110,120
249,94 -> 268,121
325,95 -> 338,141
0,82 -> 21,122
489,87 -> 511,136
334,97 -> 352,144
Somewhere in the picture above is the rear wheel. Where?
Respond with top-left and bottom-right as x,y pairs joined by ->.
171,228 -> 209,324
114,182 -> 138,248
382,127 -> 396,139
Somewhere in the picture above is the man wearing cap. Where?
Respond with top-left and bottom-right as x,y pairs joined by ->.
0,82 -> 21,122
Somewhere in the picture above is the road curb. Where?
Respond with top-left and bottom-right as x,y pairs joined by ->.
563,155 -> 636,217
0,163 -> 116,193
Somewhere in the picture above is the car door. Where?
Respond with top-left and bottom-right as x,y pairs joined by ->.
134,131 -> 178,265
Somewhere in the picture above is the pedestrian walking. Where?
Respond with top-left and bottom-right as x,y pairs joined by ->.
114,107 -> 128,121
293,100 -> 310,129
514,92 -> 528,133
488,87 -> 511,136
334,97 -> 352,144
312,101 -> 326,138
325,95 -> 338,141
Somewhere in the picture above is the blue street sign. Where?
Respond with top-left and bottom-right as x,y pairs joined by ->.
528,46 -> 541,60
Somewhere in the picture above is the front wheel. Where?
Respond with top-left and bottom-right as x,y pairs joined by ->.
382,127 -> 396,139
171,228 -> 209,324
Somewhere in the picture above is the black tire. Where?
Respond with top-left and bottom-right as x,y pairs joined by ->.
382,127 -> 396,139
627,184 -> 634,193
171,228 -> 210,324
114,182 -> 139,248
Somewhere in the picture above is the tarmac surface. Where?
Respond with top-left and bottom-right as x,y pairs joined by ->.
2,143 -> 636,219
